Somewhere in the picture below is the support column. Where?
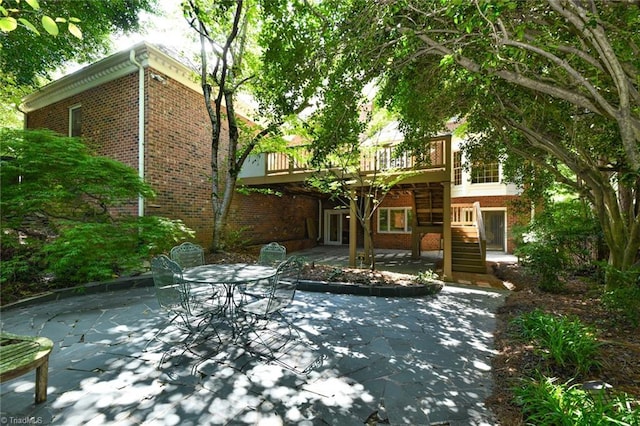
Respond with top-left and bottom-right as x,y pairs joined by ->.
349,190 -> 357,267
443,183 -> 452,280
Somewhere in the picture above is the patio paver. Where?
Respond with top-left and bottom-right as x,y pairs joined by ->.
1,283 -> 506,425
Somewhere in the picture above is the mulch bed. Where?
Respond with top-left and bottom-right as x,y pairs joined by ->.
487,263 -> 640,425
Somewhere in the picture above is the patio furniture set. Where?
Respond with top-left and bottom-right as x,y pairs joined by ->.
150,242 -> 304,362
0,242 -> 300,404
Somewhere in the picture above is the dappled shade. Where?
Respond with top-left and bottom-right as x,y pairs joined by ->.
0,285 -> 504,424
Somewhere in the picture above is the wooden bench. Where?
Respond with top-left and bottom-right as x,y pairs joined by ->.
0,332 -> 54,404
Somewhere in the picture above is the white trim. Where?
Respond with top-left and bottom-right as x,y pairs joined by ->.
377,207 -> 412,234
21,42 -> 201,113
68,104 -> 81,137
129,50 -> 145,218
324,209 -> 348,245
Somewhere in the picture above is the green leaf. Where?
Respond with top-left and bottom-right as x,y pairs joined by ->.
41,15 -> 58,36
55,17 -> 66,23
0,16 -> 17,32
68,17 -> 81,23
67,22 -> 82,39
18,18 -> 40,35
25,0 -> 40,11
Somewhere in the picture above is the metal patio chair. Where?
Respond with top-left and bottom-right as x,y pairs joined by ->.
148,255 -> 223,362
170,242 -> 205,269
238,256 -> 304,359
239,242 -> 288,303
258,242 -> 286,267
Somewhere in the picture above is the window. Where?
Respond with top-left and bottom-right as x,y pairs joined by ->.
453,151 -> 462,185
378,208 -> 412,233
69,105 -> 82,137
471,161 -> 500,184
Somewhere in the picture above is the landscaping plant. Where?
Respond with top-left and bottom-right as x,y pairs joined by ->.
0,129 -> 193,290
515,376 -> 639,426
511,309 -> 601,375
600,263 -> 640,327
514,198 -> 601,292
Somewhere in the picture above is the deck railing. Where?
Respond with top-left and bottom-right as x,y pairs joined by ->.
265,139 -> 446,176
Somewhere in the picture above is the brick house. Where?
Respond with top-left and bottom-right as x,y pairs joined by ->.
23,42 -> 525,278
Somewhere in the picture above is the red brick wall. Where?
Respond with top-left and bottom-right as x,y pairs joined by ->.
373,193 -> 414,249
27,73 -> 140,216
143,69 -> 216,248
25,67 -> 319,251
229,192 -> 318,249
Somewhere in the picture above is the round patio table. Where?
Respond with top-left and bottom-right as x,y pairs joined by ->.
182,263 -> 277,319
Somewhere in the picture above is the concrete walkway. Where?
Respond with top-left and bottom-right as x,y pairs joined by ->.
0,282 -> 506,425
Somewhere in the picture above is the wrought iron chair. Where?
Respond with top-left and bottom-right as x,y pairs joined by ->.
238,242 -> 288,303
148,255 -> 222,361
258,242 -> 286,266
170,242 -> 205,269
238,256 -> 304,359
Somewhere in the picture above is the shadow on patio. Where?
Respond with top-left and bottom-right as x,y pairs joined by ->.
0,283 -> 505,425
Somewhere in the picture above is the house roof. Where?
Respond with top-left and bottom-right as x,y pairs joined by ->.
21,41 -> 201,113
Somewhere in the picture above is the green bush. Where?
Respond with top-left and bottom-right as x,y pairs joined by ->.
597,262 -> 640,326
416,270 -> 444,295
1,129 -> 195,287
511,310 -> 601,375
0,229 -> 46,285
514,198 -> 601,292
44,217 -> 193,284
220,226 -> 251,252
514,376 -> 639,426
515,239 -> 567,292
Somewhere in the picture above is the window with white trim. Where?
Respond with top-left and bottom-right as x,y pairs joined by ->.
453,151 -> 462,185
378,207 -> 412,233
69,105 -> 82,137
471,161 -> 499,184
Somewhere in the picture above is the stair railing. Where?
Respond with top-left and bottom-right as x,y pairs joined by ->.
451,203 -> 476,226
473,201 -> 487,261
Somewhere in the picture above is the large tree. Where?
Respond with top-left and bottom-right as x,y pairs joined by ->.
261,0 -> 640,286
183,0 -> 319,251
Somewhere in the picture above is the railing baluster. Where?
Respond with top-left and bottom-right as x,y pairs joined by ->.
264,138 -> 448,175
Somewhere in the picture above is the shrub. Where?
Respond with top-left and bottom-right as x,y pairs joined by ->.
44,217 -> 193,284
596,262 -> 640,326
220,226 -> 251,252
1,129 -> 195,288
514,198 -> 601,292
515,238 -> 567,292
0,229 -> 45,285
511,309 -> 601,375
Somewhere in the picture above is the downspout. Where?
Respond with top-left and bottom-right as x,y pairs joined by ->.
130,49 -> 145,217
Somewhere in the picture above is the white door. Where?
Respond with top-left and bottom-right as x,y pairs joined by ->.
324,210 -> 348,245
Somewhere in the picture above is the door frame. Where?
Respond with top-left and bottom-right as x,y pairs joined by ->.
324,209 -> 349,245
481,208 -> 507,252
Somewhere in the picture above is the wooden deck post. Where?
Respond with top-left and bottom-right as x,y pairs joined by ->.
349,189 -> 357,267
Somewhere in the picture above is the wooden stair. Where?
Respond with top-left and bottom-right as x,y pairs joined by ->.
451,226 -> 486,274
413,184 -> 444,226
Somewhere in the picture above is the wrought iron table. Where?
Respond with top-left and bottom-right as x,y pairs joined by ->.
182,263 -> 277,318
